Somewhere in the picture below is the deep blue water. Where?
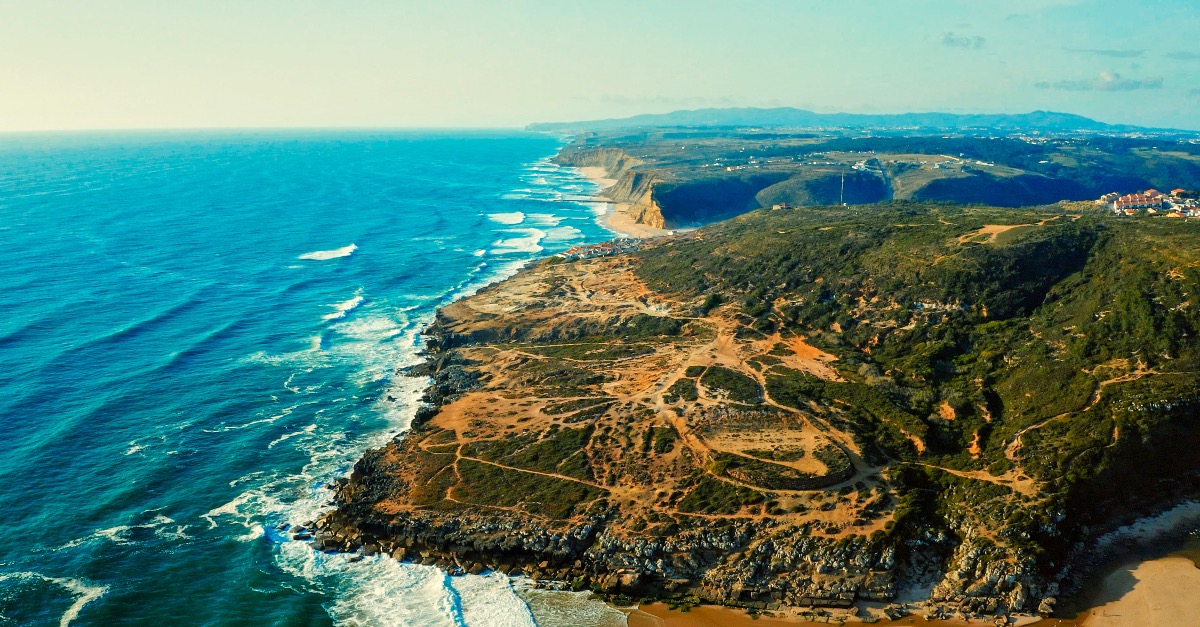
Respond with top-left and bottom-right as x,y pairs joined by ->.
0,131 -> 626,626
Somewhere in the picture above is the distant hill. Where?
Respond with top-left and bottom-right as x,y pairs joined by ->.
528,107 -> 1176,134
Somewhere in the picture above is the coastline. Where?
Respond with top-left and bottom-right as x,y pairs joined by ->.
575,165 -> 674,239
324,152 -> 1200,626
1062,501 -> 1200,627
623,602 -> 1064,627
1075,555 -> 1200,627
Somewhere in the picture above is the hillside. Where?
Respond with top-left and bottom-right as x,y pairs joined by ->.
326,203 -> 1200,622
554,130 -> 1200,229
526,108 -> 1174,134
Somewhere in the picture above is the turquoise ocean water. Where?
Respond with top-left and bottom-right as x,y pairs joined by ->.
0,130 -> 627,626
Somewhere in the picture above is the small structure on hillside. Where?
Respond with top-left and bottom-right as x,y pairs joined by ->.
556,238 -> 641,261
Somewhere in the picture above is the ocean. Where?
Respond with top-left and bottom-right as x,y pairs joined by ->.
0,130 -> 629,626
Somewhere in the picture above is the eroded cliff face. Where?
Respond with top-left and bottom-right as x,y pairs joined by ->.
554,146 -> 669,229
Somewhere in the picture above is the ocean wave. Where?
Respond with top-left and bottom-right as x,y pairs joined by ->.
487,212 -> 525,225
543,225 -> 584,242
515,583 -> 628,627
489,228 -> 546,255
299,244 -> 357,260
452,573 -> 538,627
268,423 -> 317,449
324,294 -> 365,321
523,213 -> 563,227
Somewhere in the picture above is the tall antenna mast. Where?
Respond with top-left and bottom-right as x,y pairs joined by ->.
840,169 -> 845,205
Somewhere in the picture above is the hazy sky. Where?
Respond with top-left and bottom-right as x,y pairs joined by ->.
3,0 -> 1199,131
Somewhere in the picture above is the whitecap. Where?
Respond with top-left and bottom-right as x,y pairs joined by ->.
236,524 -> 265,542
324,294 -> 365,321
298,244 -> 357,261
268,423 -> 317,449
544,225 -> 584,242
524,213 -> 563,227
490,228 -> 546,255
487,212 -> 526,225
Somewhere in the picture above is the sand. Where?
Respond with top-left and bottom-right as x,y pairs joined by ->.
1079,556 -> 1200,627
576,166 -> 674,239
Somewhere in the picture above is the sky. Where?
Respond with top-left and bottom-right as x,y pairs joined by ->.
2,0 -> 1199,131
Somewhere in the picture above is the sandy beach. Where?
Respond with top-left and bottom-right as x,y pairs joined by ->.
1078,555 -> 1200,626
576,166 -> 674,239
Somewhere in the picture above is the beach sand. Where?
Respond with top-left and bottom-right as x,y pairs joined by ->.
1078,556 -> 1200,627
576,166 -> 674,239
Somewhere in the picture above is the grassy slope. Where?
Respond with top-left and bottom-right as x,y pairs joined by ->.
635,202 -> 1200,549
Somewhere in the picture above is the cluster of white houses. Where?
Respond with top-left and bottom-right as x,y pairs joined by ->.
1097,188 -> 1200,217
556,238 -> 642,260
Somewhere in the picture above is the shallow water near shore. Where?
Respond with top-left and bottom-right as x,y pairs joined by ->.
0,129 -> 622,626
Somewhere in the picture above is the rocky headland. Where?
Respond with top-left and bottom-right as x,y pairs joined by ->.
324,201 -> 1200,624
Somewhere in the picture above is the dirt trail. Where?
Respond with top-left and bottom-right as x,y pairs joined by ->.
1005,365 -> 1159,463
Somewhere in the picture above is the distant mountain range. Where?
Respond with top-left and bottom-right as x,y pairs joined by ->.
528,107 -> 1179,134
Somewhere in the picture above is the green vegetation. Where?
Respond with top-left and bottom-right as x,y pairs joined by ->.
699,365 -> 763,404
468,426 -> 594,481
557,130 -> 1200,225
663,378 -> 699,403
527,342 -> 653,361
677,473 -> 765,514
454,459 -> 604,520
633,201 -> 1200,542
713,452 -> 851,491
651,427 -> 677,454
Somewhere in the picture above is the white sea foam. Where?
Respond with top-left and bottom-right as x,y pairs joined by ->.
0,572 -> 109,627
515,583 -> 628,627
200,413 -> 287,433
268,423 -> 317,449
489,228 -> 546,255
324,294 -> 364,321
299,244 -> 357,260
523,213 -> 563,227
487,212 -> 526,225
53,576 -> 108,627
584,201 -> 610,217
452,573 -> 538,627
236,524 -> 265,542
544,225 -> 584,242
